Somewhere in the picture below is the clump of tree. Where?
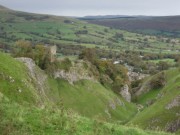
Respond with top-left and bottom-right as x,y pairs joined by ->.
113,32 -> 124,40
58,58 -> 72,71
157,61 -> 170,71
12,40 -> 51,70
79,48 -> 97,64
12,40 -> 33,58
104,28 -> 109,33
150,72 -> 166,89
64,20 -> 72,24
34,44 -> 51,70
79,48 -> 128,92
75,30 -> 88,35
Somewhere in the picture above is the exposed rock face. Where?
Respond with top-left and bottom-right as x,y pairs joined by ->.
166,118 -> 180,133
16,57 -> 49,103
54,61 -> 96,84
120,84 -> 131,102
128,71 -> 149,82
16,58 -> 36,79
105,98 -> 125,118
165,96 -> 180,110
125,64 -> 149,82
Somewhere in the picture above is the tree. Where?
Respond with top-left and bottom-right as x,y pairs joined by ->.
79,48 -> 97,64
104,28 -> 108,33
114,32 -> 124,40
13,40 -> 33,58
34,44 -> 51,70
157,61 -> 169,71
150,72 -> 166,89
58,58 -> 72,71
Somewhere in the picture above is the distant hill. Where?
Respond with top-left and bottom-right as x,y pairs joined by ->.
0,5 -> 180,55
80,15 -> 180,37
81,15 -> 135,19
0,5 -> 10,10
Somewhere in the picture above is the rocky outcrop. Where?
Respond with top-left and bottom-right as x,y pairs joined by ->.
16,58 -> 36,79
166,118 -> 180,133
125,64 -> 149,82
120,84 -> 131,102
128,71 -> 149,82
105,98 -> 125,118
16,57 -> 49,103
165,96 -> 180,110
54,61 -> 96,84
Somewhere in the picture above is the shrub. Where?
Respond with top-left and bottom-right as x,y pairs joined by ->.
58,58 -> 72,71
150,72 -> 166,89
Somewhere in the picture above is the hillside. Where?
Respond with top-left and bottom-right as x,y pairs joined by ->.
0,5 -> 180,55
0,52 -> 174,135
0,51 -> 139,122
128,69 -> 180,133
82,16 -> 180,37
0,5 -> 180,135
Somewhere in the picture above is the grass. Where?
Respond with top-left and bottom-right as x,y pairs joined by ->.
0,52 -> 137,123
0,51 -> 174,135
128,68 -> 180,133
48,78 -> 137,123
0,6 -> 180,55
0,94 -> 173,135
146,59 -> 176,65
136,88 -> 161,105
0,52 -> 39,105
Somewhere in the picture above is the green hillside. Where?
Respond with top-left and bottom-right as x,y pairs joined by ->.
0,51 -> 138,123
48,79 -> 137,122
0,5 -> 180,135
0,52 -> 40,105
128,69 -> 180,133
0,51 -> 172,135
0,5 -> 180,55
0,95 -> 171,135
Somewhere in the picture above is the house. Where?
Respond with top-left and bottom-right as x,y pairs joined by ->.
113,61 -> 120,64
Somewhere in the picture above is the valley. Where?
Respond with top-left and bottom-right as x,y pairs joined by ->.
0,4 -> 180,135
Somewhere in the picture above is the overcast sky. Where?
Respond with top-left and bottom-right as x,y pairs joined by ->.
0,0 -> 180,17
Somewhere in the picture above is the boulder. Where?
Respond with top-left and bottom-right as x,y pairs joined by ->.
120,84 -> 131,102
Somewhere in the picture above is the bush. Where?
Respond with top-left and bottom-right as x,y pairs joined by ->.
157,61 -> 170,71
150,72 -> 166,89
131,79 -> 142,89
12,40 -> 52,70
75,30 -> 88,35
58,58 -> 72,71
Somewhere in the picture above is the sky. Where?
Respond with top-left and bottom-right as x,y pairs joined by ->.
0,0 -> 180,17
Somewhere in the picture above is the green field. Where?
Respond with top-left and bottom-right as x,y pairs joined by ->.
146,59 -> 176,65
0,6 -> 180,55
149,59 -> 175,64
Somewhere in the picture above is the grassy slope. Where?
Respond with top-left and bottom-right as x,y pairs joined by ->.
0,52 -> 173,135
0,95 -> 171,135
128,69 -> 180,133
0,52 -> 40,105
48,78 -> 137,122
0,52 -> 137,123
